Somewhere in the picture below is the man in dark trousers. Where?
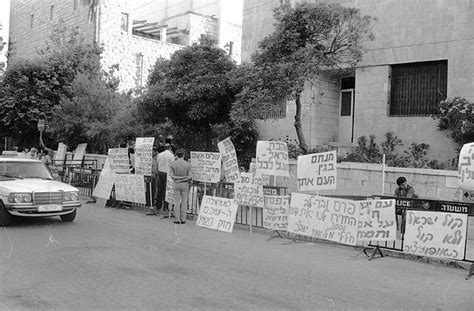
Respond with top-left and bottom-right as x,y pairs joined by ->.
169,148 -> 192,224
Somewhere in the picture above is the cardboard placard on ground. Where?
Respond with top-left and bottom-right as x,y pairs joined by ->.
403,210 -> 467,260
114,174 -> 146,204
263,195 -> 290,230
190,151 -> 221,183
196,195 -> 239,233
297,150 -> 337,191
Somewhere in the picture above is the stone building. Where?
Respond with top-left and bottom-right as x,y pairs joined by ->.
8,0 -> 242,92
243,0 -> 469,163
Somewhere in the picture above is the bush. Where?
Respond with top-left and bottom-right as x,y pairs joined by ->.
276,135 -> 334,159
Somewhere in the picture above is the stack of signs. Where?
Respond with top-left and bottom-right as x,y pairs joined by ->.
218,137 -> 240,183
72,143 -> 87,166
92,157 -> 115,200
357,199 -> 396,242
255,141 -> 289,177
196,195 -> 239,233
134,137 -> 154,176
297,150 -> 336,191
403,210 -> 467,260
288,193 -> 359,245
114,173 -> 146,204
234,172 -> 264,208
108,148 -> 131,173
263,195 -> 290,231
190,152 -> 221,183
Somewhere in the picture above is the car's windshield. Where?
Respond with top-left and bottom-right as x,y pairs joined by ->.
0,161 -> 53,180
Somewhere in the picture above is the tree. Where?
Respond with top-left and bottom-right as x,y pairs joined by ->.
138,40 -> 256,152
232,2 -> 375,152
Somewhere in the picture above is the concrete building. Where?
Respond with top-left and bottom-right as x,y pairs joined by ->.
0,0 -> 10,76
243,0 -> 467,163
8,0 -> 242,92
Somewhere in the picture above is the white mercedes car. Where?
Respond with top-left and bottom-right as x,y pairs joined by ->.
0,158 -> 81,226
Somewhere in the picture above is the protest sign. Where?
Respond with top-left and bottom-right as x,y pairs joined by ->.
403,210 -> 467,260
234,172 -> 264,207
108,148 -> 130,173
288,193 -> 359,246
459,143 -> 474,189
164,174 -> 174,204
54,143 -> 67,164
196,195 -> 239,233
256,141 -> 289,177
190,152 -> 221,183
357,199 -> 396,242
114,173 -> 146,204
218,137 -> 240,183
297,150 -> 336,191
134,137 -> 154,176
92,158 -> 115,199
263,195 -> 290,230
72,143 -> 87,166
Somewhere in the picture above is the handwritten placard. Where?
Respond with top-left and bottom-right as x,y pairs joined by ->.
134,137 -> 154,176
297,150 -> 336,191
403,211 -> 467,260
164,174 -> 174,204
72,143 -> 87,166
263,195 -> 290,230
196,195 -> 239,233
190,152 -> 221,183
234,173 -> 264,207
288,193 -> 359,246
357,199 -> 396,242
114,174 -> 146,204
256,141 -> 289,177
54,143 -> 67,164
458,143 -> 474,188
92,158 -> 115,199
108,148 -> 130,173
218,137 -> 240,183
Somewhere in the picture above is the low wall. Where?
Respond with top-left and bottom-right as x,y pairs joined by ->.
283,161 -> 461,202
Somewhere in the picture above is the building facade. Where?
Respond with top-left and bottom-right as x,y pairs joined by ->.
243,0 -> 470,162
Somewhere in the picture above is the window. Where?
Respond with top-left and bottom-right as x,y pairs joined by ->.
50,5 -> 54,20
390,60 -> 447,116
30,14 -> 34,29
258,99 -> 287,119
73,0 -> 78,12
340,91 -> 352,116
120,13 -> 129,32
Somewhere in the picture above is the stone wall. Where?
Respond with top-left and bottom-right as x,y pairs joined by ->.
284,160 -> 462,202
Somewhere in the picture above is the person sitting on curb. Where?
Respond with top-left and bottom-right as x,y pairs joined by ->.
394,176 -> 417,198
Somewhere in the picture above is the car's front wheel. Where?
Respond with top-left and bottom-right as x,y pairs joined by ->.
60,209 -> 76,222
0,201 -> 13,227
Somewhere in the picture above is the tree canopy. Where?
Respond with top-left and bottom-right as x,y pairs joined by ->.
232,2 -> 375,152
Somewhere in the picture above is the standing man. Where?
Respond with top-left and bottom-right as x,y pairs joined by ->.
156,143 -> 175,214
169,148 -> 192,224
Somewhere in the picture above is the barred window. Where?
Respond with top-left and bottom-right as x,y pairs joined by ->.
390,60 -> 447,116
258,99 -> 287,119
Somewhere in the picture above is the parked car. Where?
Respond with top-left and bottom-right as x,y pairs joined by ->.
0,158 -> 81,226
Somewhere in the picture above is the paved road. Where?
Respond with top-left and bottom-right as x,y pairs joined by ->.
0,202 -> 473,310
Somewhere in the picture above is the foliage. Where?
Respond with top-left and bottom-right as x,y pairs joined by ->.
232,2 -> 375,152
338,132 -> 455,169
434,97 -> 474,149
138,41 -> 258,160
275,135 -> 334,159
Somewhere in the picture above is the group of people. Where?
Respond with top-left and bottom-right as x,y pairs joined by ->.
14,146 -> 52,165
149,141 -> 191,225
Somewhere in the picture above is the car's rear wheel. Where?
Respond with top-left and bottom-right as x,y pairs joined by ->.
0,201 -> 13,227
60,209 -> 76,222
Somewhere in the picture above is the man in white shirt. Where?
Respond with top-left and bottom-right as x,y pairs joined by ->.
155,143 -> 175,214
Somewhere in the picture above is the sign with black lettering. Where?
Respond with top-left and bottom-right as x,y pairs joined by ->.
134,137 -> 154,176
190,152 -> 221,183
459,143 -> 474,189
92,158 -> 114,199
288,193 -> 359,246
108,148 -> 131,173
218,137 -> 240,183
357,199 -> 396,242
297,150 -> 337,191
114,174 -> 146,204
256,141 -> 289,177
196,195 -> 239,233
263,195 -> 290,230
234,173 -> 264,207
403,211 -> 467,260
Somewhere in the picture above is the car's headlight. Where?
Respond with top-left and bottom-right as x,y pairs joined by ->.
63,191 -> 79,202
7,193 -> 32,203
